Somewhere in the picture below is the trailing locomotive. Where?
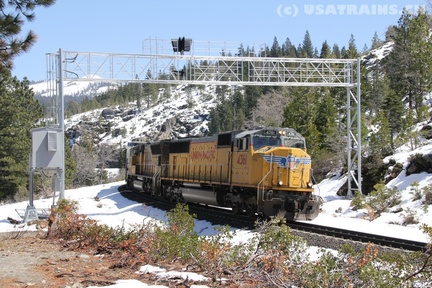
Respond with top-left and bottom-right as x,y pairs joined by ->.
125,127 -> 321,221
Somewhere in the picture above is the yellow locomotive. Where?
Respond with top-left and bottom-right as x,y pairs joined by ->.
125,127 -> 320,221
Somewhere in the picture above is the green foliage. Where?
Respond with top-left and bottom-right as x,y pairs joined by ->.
47,198 -> 432,287
365,183 -> 401,219
208,89 -> 247,133
401,207 -> 419,225
282,87 -> 341,158
153,204 -> 200,262
64,137 -> 77,189
385,8 -> 432,123
419,183 -> 432,206
301,30 -> 314,58
409,181 -> 422,201
425,190 -> 432,205
351,191 -> 366,210
0,76 -> 43,200
361,153 -> 388,194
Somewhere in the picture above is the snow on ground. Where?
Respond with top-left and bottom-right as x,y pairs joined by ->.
2,142 -> 432,287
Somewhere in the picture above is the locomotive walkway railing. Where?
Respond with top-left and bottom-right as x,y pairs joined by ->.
44,39 -> 361,199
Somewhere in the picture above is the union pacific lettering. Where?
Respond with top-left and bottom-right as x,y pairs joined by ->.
190,149 -> 216,160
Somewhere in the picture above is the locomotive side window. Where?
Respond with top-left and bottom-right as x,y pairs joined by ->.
236,137 -> 249,151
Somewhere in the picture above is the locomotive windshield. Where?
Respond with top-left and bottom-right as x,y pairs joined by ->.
252,135 -> 282,150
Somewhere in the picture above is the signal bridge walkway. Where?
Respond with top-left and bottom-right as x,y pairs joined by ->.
51,50 -> 359,88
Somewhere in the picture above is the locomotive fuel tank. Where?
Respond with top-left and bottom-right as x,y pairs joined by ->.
180,183 -> 222,206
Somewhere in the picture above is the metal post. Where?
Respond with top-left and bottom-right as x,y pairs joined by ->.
58,49 -> 65,200
346,66 -> 352,198
356,58 -> 362,194
23,154 -> 38,222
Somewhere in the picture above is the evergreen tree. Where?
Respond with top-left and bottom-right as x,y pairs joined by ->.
314,89 -> 338,149
282,87 -> 318,153
281,37 -> 297,57
344,34 -> 359,58
370,31 -> 383,50
382,81 -> 404,151
332,43 -> 341,59
244,86 -> 262,117
361,63 -> 380,117
0,76 -> 43,199
319,40 -> 332,58
385,8 -> 432,121
0,0 -> 55,75
369,111 -> 392,157
208,109 -> 220,134
302,30 -> 314,58
270,36 -> 282,57
64,137 -> 76,188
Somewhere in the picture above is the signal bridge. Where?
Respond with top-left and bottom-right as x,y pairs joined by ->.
44,38 -> 361,200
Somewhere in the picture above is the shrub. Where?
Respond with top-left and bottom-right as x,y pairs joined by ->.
351,191 -> 366,210
242,216 -> 308,285
153,203 -> 200,263
401,208 -> 419,226
410,181 -> 422,201
422,184 -> 432,205
365,183 -> 401,219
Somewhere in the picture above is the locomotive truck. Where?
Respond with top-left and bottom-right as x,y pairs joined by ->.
125,127 -> 321,221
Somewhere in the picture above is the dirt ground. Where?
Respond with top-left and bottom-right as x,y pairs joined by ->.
0,229 -> 160,288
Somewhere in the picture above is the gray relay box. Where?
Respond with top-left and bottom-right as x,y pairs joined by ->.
31,127 -> 63,169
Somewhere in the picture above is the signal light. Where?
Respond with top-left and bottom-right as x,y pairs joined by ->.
171,37 -> 192,55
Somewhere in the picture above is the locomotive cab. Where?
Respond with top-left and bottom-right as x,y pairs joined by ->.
234,128 -> 320,220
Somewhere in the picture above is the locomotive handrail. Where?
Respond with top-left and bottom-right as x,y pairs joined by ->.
257,153 -> 274,212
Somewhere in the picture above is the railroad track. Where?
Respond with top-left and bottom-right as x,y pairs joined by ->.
286,221 -> 427,252
118,185 -> 428,252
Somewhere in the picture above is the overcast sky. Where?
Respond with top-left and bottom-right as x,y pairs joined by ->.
12,0 -> 427,81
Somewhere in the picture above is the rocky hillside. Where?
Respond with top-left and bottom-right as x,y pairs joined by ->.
64,85 -> 220,147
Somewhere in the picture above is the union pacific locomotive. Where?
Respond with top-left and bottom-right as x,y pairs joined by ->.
125,127 -> 321,221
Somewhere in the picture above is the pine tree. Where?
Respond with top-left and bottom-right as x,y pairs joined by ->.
281,37 -> 297,57
270,36 -> 282,57
332,44 -> 341,59
319,41 -> 332,58
382,81 -> 404,151
370,31 -> 383,50
0,0 -> 55,75
385,8 -> 432,122
0,76 -> 43,199
64,137 -> 77,188
208,109 -> 220,134
344,34 -> 359,58
302,30 -> 314,58
282,87 -> 318,152
314,89 -> 338,149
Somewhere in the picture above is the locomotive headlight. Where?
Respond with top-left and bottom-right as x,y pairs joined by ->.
307,182 -> 313,188
278,180 -> 283,186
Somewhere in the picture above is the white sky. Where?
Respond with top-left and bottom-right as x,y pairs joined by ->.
11,0 -> 427,81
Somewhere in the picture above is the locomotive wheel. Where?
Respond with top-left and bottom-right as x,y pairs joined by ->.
245,205 -> 256,217
231,203 -> 240,215
170,194 -> 179,203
